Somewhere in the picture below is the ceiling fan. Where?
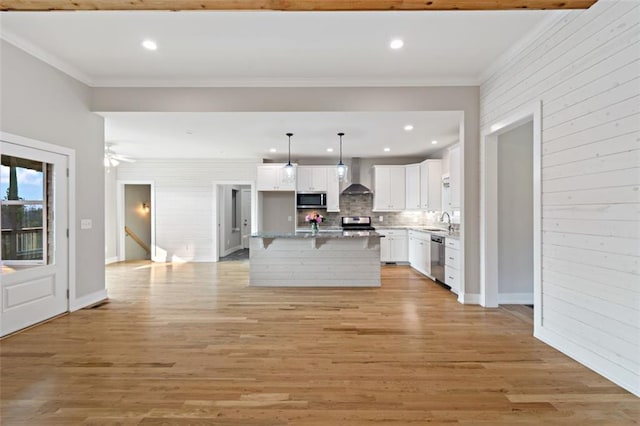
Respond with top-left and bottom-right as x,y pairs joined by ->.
104,143 -> 135,167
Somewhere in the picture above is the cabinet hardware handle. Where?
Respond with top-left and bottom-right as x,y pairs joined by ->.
449,276 -> 454,279
449,257 -> 454,260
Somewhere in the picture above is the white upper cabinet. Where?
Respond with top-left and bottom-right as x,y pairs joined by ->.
326,168 -> 340,212
405,164 -> 421,210
256,164 -> 296,191
448,146 -> 461,209
373,166 -> 406,211
420,159 -> 442,211
296,166 -> 328,192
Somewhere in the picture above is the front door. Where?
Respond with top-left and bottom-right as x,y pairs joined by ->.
1,141 -> 68,336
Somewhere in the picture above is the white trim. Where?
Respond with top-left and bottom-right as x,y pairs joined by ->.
0,30 -> 94,86
105,256 -> 119,265
498,292 -> 534,305
69,289 -> 108,312
116,180 -> 155,262
212,180 -> 257,262
457,113 -> 467,305
91,77 -> 479,88
458,292 -> 480,305
479,101 -> 542,332
536,327 -> 640,398
0,131 -> 79,317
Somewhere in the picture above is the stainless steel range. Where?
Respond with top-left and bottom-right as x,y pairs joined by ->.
341,216 -> 376,231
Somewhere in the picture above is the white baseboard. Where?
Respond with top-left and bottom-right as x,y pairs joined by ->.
458,292 -> 480,304
536,326 -> 639,397
498,292 -> 533,305
105,256 -> 119,265
70,289 -> 108,312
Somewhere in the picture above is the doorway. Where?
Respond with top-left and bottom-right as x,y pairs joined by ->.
117,181 -> 155,262
123,184 -> 151,261
1,141 -> 69,336
480,101 -> 542,333
217,184 -> 251,260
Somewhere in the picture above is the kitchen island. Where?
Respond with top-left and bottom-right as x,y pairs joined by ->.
249,231 -> 382,287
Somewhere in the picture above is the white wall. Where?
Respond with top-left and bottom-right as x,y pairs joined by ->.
116,158 -> 258,262
480,0 -> 640,395
0,40 -> 105,301
497,122 -> 533,302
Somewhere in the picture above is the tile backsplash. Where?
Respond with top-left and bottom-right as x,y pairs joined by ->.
296,193 -> 443,228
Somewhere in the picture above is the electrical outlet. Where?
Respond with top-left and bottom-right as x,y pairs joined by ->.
287,216 -> 292,222
80,219 -> 92,230
379,216 -> 383,222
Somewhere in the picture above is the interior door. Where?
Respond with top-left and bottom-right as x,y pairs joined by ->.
1,141 -> 68,336
241,188 -> 252,249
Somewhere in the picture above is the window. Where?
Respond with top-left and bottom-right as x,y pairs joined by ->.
1,155 -> 48,264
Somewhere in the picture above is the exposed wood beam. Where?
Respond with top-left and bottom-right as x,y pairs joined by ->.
0,0 -> 598,12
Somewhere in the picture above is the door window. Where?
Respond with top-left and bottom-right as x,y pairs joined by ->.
1,155 -> 50,265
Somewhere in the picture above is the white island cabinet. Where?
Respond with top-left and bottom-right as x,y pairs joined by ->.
250,231 -> 382,287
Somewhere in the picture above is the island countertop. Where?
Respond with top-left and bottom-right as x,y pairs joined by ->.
251,230 -> 383,239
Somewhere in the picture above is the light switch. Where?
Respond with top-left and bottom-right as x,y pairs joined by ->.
80,219 -> 92,230
287,216 -> 292,222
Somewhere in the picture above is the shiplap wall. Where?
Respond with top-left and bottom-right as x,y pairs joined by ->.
116,159 -> 259,262
480,0 -> 640,395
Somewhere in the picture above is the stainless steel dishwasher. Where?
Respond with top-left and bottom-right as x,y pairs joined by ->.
430,235 -> 445,284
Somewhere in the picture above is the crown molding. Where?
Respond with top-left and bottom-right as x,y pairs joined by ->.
477,10 -> 574,85
90,77 -> 480,88
1,28 -> 95,86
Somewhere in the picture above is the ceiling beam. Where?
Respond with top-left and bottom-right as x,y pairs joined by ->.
0,0 -> 598,12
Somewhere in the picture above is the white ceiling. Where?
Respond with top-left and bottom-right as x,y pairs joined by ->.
1,10 -> 554,160
102,111 -> 462,160
0,10 -> 553,87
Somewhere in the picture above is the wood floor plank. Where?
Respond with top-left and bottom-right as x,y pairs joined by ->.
1,261 -> 638,425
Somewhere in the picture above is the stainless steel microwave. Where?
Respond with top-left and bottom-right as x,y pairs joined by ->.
296,193 -> 327,209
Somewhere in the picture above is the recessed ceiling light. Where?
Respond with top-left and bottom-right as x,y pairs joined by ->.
142,40 -> 158,51
390,39 -> 404,50
326,148 -> 334,152
404,124 -> 414,131
431,140 -> 438,145
384,147 -> 391,152
269,148 -> 277,153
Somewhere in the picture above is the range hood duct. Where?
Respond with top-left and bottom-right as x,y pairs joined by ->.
341,158 -> 372,195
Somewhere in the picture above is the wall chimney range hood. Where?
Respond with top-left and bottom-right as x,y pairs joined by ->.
341,158 -> 372,195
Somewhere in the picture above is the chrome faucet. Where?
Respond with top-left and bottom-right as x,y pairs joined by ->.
440,212 -> 452,233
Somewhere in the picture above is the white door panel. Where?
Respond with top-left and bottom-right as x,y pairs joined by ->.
1,141 -> 68,336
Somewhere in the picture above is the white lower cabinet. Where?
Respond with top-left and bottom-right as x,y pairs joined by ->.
408,230 -> 431,277
445,238 -> 460,294
378,229 -> 408,263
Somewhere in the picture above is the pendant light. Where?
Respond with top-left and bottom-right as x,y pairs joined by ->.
336,132 -> 348,182
283,132 -> 295,182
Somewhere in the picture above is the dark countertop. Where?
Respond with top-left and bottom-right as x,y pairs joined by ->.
252,230 -> 383,239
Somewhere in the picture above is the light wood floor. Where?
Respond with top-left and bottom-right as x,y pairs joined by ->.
1,261 -> 638,425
